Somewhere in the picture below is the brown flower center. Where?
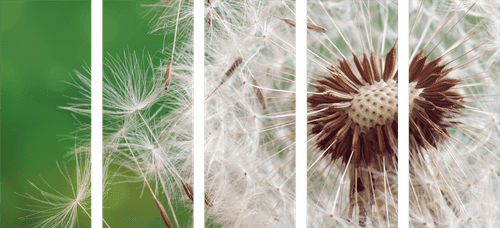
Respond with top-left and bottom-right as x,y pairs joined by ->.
308,42 -> 466,168
347,80 -> 398,134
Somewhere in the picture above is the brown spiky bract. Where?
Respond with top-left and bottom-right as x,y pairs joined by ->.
308,43 -> 398,169
409,50 -> 464,153
308,29 -> 467,226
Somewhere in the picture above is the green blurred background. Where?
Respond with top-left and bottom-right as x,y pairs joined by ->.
1,0 -> 192,227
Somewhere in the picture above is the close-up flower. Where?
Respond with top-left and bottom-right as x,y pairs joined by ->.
151,0 -> 499,227
6,0 -> 499,227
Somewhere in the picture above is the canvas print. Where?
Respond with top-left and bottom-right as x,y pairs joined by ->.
4,0 -> 499,227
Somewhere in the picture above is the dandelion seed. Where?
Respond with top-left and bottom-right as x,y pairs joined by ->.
155,198 -> 174,228
207,0 -> 213,27
204,192 -> 214,207
180,179 -> 214,207
207,14 -> 214,27
279,18 -> 327,34
17,148 -> 111,228
164,57 -> 173,90
282,18 -> 296,28
224,57 -> 243,78
252,77 -> 267,109
180,179 -> 194,201
122,131 -> 178,228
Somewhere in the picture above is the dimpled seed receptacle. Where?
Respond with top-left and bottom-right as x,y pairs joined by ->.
346,80 -> 399,133
347,80 -> 398,133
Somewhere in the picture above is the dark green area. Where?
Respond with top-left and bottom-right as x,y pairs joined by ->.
1,1 -> 91,227
1,0 -> 192,227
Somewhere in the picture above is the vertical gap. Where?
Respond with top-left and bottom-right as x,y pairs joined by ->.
398,1 -> 409,227
296,0 -> 307,227
193,0 -> 204,227
91,0 -> 103,227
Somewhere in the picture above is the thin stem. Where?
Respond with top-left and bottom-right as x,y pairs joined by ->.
77,201 -> 111,228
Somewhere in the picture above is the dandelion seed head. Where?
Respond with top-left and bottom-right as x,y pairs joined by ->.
143,0 -> 499,227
